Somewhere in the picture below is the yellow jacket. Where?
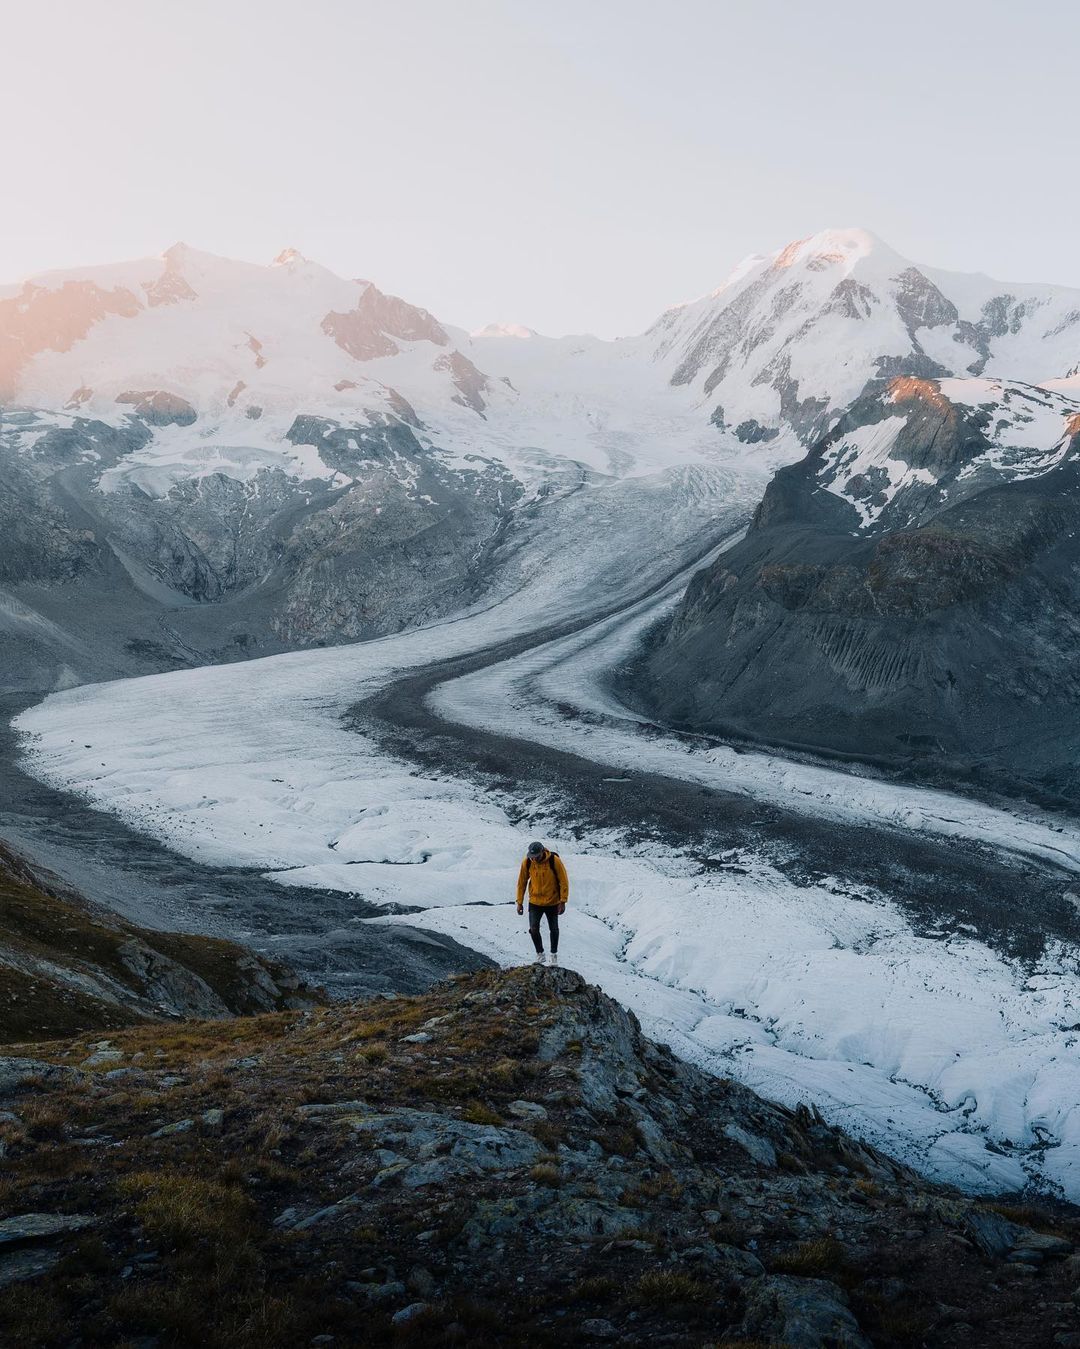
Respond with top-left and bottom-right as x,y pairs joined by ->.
516,850 -> 569,908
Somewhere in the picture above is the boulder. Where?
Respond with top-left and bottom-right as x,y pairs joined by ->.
740,1275 -> 872,1349
0,1057 -> 80,1097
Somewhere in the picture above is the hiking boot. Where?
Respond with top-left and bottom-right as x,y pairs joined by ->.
548,952 -> 559,967
534,951 -> 546,965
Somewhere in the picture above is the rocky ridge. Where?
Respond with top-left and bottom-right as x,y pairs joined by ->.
632,375 -> 1080,806
1,966 -> 1078,1346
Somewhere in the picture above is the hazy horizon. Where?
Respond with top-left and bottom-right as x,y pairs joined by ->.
5,0 -> 1078,338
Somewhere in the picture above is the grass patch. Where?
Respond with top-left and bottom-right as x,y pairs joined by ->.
118,1170 -> 256,1254
596,1126 -> 638,1157
857,1292 -> 932,1342
107,1280 -> 309,1349
19,1092 -> 92,1141
532,1120 -> 561,1150
623,1169 -> 684,1206
633,1270 -> 710,1305
530,1163 -> 563,1187
772,1236 -> 847,1278
462,1100 -> 502,1126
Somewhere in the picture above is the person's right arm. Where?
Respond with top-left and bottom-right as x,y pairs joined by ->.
516,859 -> 528,912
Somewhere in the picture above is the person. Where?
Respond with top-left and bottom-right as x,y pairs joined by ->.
516,840 -> 568,966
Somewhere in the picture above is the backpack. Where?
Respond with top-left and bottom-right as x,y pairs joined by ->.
527,851 -> 562,902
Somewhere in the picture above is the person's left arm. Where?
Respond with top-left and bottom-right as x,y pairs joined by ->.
555,855 -> 569,914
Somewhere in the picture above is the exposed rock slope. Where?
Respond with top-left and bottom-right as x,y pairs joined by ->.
633,376 -> 1080,804
0,400 -> 521,693
0,841 -> 318,1041
1,966 -> 1077,1346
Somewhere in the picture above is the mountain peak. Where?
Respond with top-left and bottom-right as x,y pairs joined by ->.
272,246 -> 307,268
771,226 -> 900,273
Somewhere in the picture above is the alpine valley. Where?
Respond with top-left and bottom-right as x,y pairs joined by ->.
8,227 -> 1080,1222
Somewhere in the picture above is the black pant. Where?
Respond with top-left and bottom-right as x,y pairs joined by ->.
529,903 -> 559,954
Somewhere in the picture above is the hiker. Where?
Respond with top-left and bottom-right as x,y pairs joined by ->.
516,840 -> 568,967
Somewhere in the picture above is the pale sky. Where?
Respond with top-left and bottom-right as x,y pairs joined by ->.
4,0 -> 1078,337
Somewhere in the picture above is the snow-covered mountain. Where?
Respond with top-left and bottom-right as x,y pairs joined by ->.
5,228 -> 1080,697
647,227 -> 1080,454
803,374 -> 1080,531
0,242 -> 515,496
0,242 -> 492,419
6,227 -> 1080,489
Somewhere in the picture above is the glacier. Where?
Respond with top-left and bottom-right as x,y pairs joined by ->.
10,225 -> 1080,1205
16,463 -> 1080,1201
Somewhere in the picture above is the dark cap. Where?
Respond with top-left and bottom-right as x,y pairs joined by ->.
526,841 -> 545,858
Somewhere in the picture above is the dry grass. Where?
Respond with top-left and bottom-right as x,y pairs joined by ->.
633,1270 -> 711,1305
623,1169 -> 684,1206
569,1275 -> 619,1302
595,1125 -> 639,1157
530,1162 -> 563,1187
106,1280 -> 312,1349
117,1170 -> 256,1253
772,1236 -> 847,1278
18,1091 -> 92,1141
486,1057 -> 522,1084
462,1100 -> 503,1126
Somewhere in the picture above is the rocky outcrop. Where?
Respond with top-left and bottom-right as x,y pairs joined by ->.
322,282 -> 449,361
0,965 -> 1074,1345
740,1275 -> 872,1348
434,349 -> 490,414
113,390 -> 197,426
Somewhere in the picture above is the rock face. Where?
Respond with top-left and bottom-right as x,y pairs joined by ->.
0,964 -> 1075,1344
0,403 -> 520,693
740,1274 -> 872,1349
632,376 -> 1080,806
321,282 -> 449,360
